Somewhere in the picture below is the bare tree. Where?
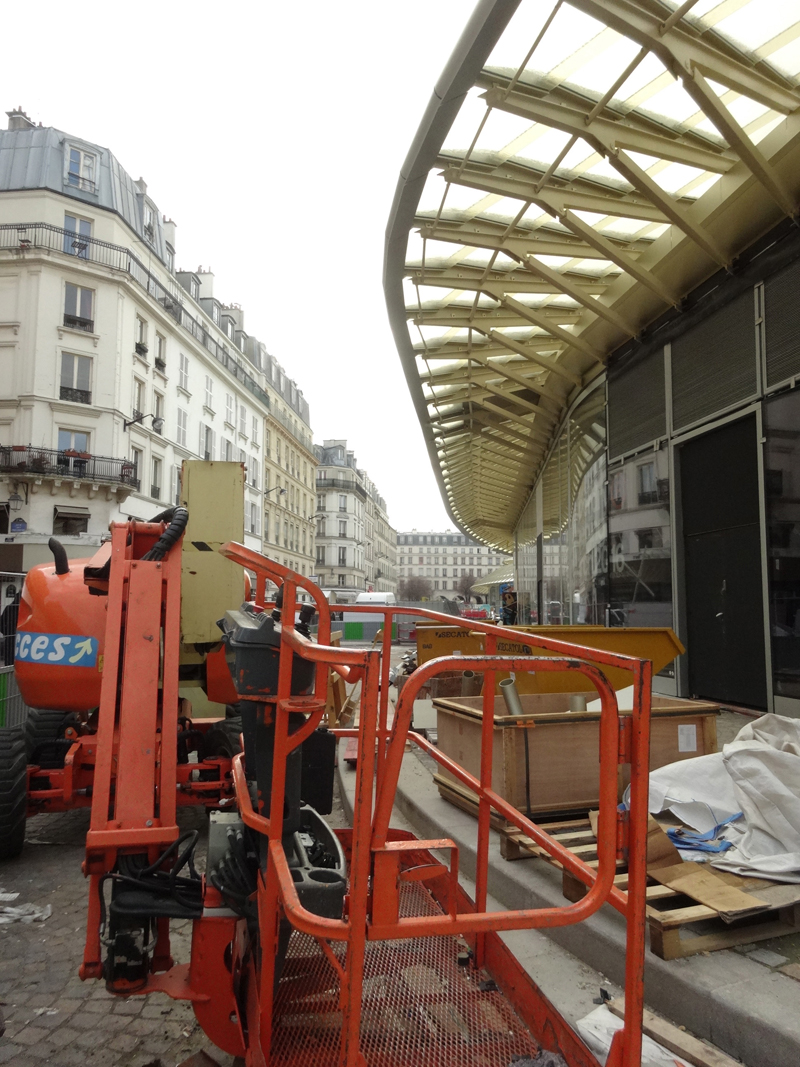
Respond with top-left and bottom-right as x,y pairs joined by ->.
455,571 -> 475,601
399,575 -> 433,601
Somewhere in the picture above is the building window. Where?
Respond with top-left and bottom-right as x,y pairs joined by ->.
57,429 -> 89,463
637,462 -> 658,506
143,203 -> 156,243
317,517 -> 326,537
131,446 -> 143,479
133,378 -> 146,418
338,574 -> 346,587
199,423 -> 214,462
165,245 -> 175,274
339,494 -> 347,513
225,393 -> 234,426
66,146 -> 96,192
179,352 -> 189,392
317,494 -> 325,511
636,528 -> 663,551
173,465 -> 182,506
264,511 -> 270,541
64,283 -> 93,332
204,376 -> 214,410
151,457 -> 162,500
316,546 -> 325,565
338,547 -> 347,566
252,416 -> 260,446
135,315 -> 148,353
190,277 -> 199,301
222,437 -> 233,462
53,507 -> 89,536
339,519 -> 347,537
155,333 -> 166,370
249,502 -> 260,535
60,352 -> 91,404
238,403 -> 247,436
176,408 -> 188,447
153,392 -> 164,434
63,214 -> 91,258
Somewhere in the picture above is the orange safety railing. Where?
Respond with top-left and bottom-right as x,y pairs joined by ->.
221,543 -> 650,1067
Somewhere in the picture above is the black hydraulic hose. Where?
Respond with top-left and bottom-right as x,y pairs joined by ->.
141,506 -> 189,562
48,537 -> 70,575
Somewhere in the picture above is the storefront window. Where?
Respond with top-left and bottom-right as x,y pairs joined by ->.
764,389 -> 800,699
569,388 -> 608,624
607,447 -> 673,651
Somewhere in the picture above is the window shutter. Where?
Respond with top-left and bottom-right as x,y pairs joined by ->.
765,258 -> 800,388
607,347 -> 666,460
211,430 -> 217,460
198,422 -> 205,458
671,290 -> 756,431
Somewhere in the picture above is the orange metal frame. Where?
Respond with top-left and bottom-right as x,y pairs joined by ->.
80,536 -> 651,1067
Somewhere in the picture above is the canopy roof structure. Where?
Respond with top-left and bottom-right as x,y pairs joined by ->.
385,0 -> 800,551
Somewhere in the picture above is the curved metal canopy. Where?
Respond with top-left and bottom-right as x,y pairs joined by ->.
385,0 -> 800,551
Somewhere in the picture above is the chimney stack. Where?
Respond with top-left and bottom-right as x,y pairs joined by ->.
6,107 -> 35,131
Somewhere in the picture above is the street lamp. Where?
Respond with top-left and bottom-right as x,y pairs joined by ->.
7,483 -> 28,511
124,412 -> 165,433
265,487 -> 287,497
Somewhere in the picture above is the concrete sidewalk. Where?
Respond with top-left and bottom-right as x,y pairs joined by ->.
337,741 -> 800,1067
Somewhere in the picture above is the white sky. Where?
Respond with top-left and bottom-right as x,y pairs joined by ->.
2,0 -> 470,534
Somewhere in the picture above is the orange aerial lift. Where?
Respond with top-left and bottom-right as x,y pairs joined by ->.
57,503 -> 653,1067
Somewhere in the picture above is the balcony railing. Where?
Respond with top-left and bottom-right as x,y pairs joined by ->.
0,445 -> 140,490
63,313 -> 94,333
151,484 -> 161,499
316,476 -> 367,499
270,405 -> 313,452
1,222 -> 271,412
59,386 -> 91,404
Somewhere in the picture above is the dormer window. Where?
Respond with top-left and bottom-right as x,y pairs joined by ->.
212,304 -> 220,325
190,278 -> 199,301
66,147 -> 96,192
165,244 -> 175,273
143,203 -> 156,243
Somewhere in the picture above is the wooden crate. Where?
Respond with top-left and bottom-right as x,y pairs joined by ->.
435,691 -> 718,818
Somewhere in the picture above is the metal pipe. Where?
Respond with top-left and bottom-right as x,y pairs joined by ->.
499,676 -> 524,718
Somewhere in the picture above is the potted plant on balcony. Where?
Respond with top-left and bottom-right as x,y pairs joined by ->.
135,341 -> 149,357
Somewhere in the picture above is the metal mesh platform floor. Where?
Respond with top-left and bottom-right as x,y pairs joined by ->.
270,882 -> 541,1067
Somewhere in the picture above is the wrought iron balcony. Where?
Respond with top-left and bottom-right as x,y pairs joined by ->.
1,222 -> 271,411
59,386 -> 91,404
63,313 -> 94,333
0,445 -> 140,490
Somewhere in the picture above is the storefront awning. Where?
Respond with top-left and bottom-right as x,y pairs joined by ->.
53,505 -> 90,518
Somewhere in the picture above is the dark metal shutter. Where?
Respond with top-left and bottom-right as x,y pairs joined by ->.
765,257 -> 800,388
607,347 -> 665,460
671,291 -> 756,431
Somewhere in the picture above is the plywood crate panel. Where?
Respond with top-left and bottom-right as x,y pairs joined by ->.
435,692 -> 718,817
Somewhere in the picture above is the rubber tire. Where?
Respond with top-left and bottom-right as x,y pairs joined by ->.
25,708 -> 69,758
204,718 -> 243,759
0,725 -> 27,860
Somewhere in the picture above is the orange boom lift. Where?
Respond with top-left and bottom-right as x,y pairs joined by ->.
69,505 -> 652,1067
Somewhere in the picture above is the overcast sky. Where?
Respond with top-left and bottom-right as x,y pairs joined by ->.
3,0 -> 472,533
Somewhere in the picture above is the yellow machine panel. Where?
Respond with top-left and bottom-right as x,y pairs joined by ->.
416,623 -> 684,693
179,461 -> 245,645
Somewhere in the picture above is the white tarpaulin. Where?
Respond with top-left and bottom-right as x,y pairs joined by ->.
645,715 -> 800,882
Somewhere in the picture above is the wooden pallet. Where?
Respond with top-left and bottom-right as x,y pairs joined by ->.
437,781 -> 800,960
557,836 -> 800,961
